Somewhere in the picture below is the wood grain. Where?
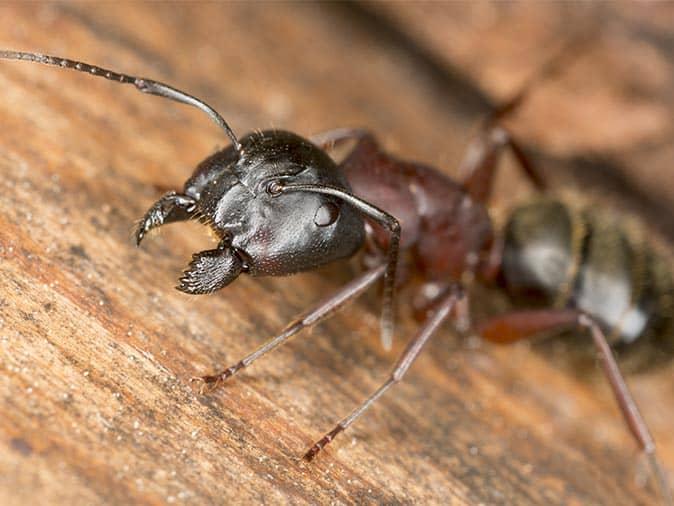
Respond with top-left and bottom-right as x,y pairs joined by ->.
0,3 -> 671,505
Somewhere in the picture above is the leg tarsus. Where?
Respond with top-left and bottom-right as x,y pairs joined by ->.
189,362 -> 244,394
304,425 -> 345,462
189,374 -> 222,395
189,354 -> 247,394
647,450 -> 673,506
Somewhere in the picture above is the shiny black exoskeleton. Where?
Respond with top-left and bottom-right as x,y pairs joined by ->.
136,131 -> 366,293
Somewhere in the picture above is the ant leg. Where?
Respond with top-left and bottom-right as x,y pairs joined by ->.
459,33 -> 593,204
135,191 -> 196,246
478,308 -> 579,344
309,128 -> 371,151
578,314 -> 673,506
279,183 -> 401,351
478,234 -> 505,284
313,125 -> 543,206
479,309 -> 672,505
304,285 -> 463,461
458,125 -> 546,204
191,264 -> 386,393
412,281 -> 470,333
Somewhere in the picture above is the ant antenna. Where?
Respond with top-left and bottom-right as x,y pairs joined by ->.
489,31 -> 594,124
0,50 -> 241,152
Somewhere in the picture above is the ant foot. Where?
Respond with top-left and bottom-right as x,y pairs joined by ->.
303,425 -> 344,462
189,363 -> 244,395
189,374 -> 224,395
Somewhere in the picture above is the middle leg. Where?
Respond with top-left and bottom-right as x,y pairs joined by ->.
304,285 -> 465,461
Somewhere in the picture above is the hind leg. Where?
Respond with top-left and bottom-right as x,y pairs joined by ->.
458,124 -> 546,204
305,285 -> 465,461
480,309 -> 672,505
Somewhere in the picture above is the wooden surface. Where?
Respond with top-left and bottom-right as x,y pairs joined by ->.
0,3 -> 672,505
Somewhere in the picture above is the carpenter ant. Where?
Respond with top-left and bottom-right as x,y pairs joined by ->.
2,50 -> 672,504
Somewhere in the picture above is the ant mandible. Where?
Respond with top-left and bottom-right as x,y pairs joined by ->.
1,49 -> 671,505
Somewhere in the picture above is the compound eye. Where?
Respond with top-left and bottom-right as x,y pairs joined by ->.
314,202 -> 340,227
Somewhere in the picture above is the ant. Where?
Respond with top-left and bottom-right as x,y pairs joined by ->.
1,49 -> 671,504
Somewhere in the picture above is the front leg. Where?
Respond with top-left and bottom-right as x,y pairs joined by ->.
191,264 -> 386,393
135,191 -> 197,246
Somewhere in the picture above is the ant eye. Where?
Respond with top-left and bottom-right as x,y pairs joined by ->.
314,202 -> 339,227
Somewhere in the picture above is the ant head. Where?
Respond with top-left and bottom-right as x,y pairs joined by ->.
175,130 -> 365,293
1,51 -> 399,343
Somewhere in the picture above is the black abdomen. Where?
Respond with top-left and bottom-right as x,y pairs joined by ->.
501,200 -> 673,366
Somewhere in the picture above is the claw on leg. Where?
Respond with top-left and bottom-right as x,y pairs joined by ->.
189,374 -> 222,395
189,374 -> 228,395
189,362 -> 245,395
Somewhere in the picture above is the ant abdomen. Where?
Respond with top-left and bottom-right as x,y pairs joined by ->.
502,199 -> 674,370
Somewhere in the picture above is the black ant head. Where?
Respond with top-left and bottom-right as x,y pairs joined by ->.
138,130 -> 365,294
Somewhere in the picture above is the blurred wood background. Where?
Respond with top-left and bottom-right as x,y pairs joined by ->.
0,3 -> 672,505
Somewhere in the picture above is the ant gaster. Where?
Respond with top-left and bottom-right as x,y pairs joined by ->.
1,50 -> 671,504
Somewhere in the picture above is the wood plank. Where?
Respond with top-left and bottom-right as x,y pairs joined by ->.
0,3 -> 670,505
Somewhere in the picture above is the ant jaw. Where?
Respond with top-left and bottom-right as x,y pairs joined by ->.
134,227 -> 147,247
176,245 -> 243,295
135,191 -> 198,247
